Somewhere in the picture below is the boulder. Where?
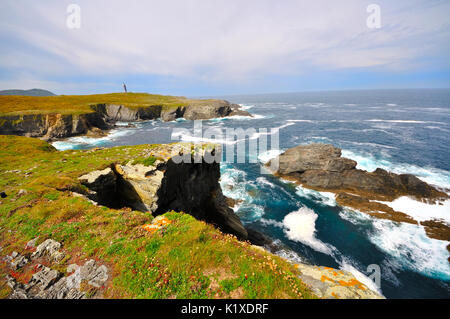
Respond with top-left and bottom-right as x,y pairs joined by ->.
295,264 -> 384,299
31,239 -> 65,262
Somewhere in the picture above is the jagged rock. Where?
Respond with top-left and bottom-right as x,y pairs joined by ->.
78,167 -> 117,205
25,237 -> 38,249
80,144 -> 247,240
31,239 -> 65,262
4,251 -> 29,270
183,102 -> 232,120
11,255 -> 29,270
272,143 -> 356,174
161,107 -> 186,122
6,259 -> 109,299
29,266 -> 62,290
295,264 -> 384,299
113,163 -> 164,212
269,143 -> 448,239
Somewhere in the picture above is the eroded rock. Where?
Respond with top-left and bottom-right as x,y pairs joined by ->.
295,264 -> 384,299
31,239 -> 65,262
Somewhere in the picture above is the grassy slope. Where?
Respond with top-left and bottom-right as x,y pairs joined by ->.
0,135 -> 316,299
0,93 -> 224,116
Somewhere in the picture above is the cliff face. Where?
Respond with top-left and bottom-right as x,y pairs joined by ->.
78,143 -> 248,240
0,101 -> 250,141
0,112 -> 109,140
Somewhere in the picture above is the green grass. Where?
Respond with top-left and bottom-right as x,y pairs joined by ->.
0,135 -> 316,299
0,92 -> 226,116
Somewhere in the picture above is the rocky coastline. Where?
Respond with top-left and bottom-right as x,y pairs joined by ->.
0,100 -> 251,141
268,143 -> 450,242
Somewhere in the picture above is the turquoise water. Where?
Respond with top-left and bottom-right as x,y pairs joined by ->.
52,89 -> 450,298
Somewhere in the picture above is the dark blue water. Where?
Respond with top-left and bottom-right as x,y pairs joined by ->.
53,89 -> 450,298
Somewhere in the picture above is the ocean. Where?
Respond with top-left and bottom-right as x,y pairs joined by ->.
52,89 -> 450,298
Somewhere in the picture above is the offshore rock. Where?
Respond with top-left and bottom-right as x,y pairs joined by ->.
269,143 -> 449,241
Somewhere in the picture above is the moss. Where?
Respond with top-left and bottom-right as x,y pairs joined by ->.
132,156 -> 158,167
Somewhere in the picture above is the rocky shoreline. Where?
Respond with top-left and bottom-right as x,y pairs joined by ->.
0,100 -> 251,141
268,143 -> 450,243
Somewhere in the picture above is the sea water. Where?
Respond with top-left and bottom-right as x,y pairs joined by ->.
52,89 -> 450,298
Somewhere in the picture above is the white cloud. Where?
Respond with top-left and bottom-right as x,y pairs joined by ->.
0,0 -> 449,85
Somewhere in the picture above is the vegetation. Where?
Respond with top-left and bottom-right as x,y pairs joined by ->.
0,135 -> 316,299
0,93 -> 225,116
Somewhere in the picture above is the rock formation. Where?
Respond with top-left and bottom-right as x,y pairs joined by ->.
78,143 -> 248,240
294,264 -> 383,299
0,101 -> 251,141
268,143 -> 450,241
4,239 -> 109,299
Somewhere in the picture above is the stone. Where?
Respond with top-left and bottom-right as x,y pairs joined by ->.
29,266 -> 61,290
25,237 -> 38,249
10,254 -> 29,270
295,263 -> 384,299
31,239 -> 65,262
268,143 -> 448,240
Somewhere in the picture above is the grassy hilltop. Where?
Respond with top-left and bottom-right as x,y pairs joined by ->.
0,135 -> 315,299
0,93 -> 223,116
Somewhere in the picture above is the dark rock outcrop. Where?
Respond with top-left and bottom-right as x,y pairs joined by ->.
78,143 -> 248,240
268,143 -> 449,241
269,143 -> 447,202
0,112 -> 110,141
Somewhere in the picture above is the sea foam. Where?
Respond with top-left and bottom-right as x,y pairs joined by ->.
282,207 -> 334,255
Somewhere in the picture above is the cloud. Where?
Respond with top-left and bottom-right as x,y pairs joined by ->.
0,0 -> 449,92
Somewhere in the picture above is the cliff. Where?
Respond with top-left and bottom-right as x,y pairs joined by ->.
0,93 -> 251,140
0,136 -> 383,299
268,143 -> 450,242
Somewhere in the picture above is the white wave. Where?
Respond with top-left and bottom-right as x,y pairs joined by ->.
283,207 -> 334,255
171,131 -> 238,145
377,197 -> 450,224
274,247 -> 304,264
366,119 -> 447,125
295,185 -> 337,207
208,114 -> 265,122
52,128 -> 134,151
339,207 -> 450,280
286,119 -> 315,123
341,149 -> 450,190
386,103 -> 398,107
256,177 -> 276,188
260,218 -> 284,228
238,104 -> 254,110
370,218 -> 450,280
257,149 -> 283,164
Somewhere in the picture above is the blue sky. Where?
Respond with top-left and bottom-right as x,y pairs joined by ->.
0,0 -> 449,96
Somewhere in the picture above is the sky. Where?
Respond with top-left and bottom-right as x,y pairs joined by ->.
0,0 -> 449,96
